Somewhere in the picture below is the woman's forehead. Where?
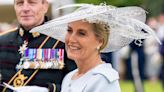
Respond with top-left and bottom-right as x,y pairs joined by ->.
68,20 -> 92,26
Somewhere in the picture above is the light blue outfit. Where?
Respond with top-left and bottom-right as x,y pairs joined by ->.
61,63 -> 121,92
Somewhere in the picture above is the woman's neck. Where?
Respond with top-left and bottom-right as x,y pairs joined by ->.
72,54 -> 103,80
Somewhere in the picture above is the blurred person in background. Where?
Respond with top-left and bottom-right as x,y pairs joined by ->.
144,17 -> 162,82
157,11 -> 164,87
125,41 -> 145,81
0,23 -> 15,34
0,0 -> 76,92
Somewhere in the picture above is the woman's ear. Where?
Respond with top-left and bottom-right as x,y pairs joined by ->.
97,39 -> 103,50
99,38 -> 103,46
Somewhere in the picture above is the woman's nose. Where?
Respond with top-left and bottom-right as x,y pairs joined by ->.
68,33 -> 77,43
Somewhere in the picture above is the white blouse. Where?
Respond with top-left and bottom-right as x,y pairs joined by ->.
61,63 -> 121,92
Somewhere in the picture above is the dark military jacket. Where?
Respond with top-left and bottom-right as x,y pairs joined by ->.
0,27 -> 76,92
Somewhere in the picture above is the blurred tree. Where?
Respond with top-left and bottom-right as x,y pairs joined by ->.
143,0 -> 164,17
75,0 -> 143,6
105,0 -> 143,6
75,0 -> 102,4
75,0 -> 164,17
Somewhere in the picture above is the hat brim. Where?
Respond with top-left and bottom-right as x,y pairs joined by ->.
30,4 -> 160,52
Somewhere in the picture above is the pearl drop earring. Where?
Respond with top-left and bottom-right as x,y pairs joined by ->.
97,46 -> 100,50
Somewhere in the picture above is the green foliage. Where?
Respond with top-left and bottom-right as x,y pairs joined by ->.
75,0 -> 143,6
75,0 -> 164,17
120,80 -> 163,92
143,0 -> 164,17
106,0 -> 143,6
75,0 -> 103,5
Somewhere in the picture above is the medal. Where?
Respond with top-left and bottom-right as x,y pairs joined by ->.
29,49 -> 34,60
34,61 -> 40,69
18,47 -> 65,69
48,49 -> 51,60
37,49 -> 42,60
23,61 -> 30,69
25,49 -> 28,57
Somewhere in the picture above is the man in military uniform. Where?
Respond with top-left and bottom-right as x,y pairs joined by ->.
0,0 -> 76,92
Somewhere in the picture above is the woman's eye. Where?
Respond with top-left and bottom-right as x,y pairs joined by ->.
78,31 -> 86,36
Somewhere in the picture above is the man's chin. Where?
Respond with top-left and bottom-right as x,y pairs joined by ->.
21,22 -> 35,29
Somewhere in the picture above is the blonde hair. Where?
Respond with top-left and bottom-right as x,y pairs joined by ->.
93,23 -> 110,51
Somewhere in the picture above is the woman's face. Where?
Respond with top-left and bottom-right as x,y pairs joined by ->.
65,20 -> 102,61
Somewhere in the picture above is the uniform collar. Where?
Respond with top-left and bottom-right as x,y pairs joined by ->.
19,27 -> 40,38
18,16 -> 49,38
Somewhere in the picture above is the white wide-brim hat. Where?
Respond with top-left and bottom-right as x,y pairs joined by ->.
30,4 -> 161,52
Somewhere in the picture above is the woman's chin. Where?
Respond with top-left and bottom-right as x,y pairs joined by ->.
67,54 -> 78,61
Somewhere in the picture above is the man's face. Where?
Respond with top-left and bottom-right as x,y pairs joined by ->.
14,0 -> 49,30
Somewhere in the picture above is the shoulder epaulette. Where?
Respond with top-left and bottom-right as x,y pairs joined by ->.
0,27 -> 18,36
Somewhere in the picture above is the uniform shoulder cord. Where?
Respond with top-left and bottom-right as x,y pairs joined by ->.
3,36 -> 60,92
